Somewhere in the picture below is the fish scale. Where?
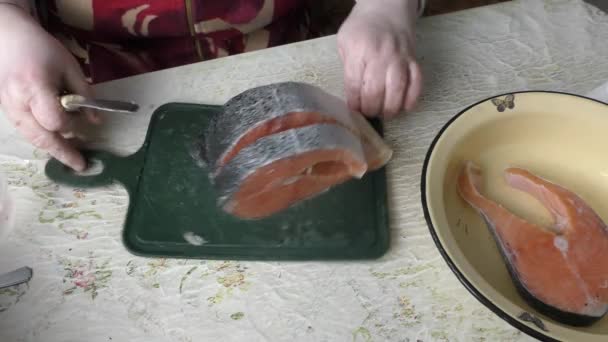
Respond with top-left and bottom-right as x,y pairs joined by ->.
201,81 -> 393,219
204,81 -> 359,176
215,124 -> 366,217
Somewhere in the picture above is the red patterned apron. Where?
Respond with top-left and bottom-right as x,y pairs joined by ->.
35,0 -> 311,83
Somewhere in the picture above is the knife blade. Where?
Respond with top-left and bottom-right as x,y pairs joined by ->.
0,266 -> 33,289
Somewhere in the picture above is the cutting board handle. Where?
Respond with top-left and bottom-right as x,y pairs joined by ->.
45,150 -> 142,188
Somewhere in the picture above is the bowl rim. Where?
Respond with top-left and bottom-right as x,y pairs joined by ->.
420,90 -> 608,342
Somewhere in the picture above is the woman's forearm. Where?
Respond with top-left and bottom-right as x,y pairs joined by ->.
0,0 -> 30,11
0,0 -> 39,21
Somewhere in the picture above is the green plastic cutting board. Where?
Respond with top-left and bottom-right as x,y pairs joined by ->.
45,103 -> 390,260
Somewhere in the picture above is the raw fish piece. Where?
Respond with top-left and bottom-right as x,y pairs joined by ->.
204,81 -> 392,177
201,82 -> 393,219
215,124 -> 366,219
458,161 -> 608,326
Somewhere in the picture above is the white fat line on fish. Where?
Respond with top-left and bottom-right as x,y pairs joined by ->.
553,216 -> 569,234
553,236 -> 568,253
281,175 -> 303,186
483,212 -> 584,313
558,244 -> 603,316
549,212 -> 604,316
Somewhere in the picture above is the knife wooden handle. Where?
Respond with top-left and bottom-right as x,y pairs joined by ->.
59,94 -> 139,113
60,94 -> 87,112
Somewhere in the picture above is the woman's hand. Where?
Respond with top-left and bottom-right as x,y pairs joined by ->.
337,0 -> 422,118
0,3 -> 97,171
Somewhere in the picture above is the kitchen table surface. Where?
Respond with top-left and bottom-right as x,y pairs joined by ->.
1,0 -> 608,341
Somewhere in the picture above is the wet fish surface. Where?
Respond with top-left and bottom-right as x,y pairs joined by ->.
458,161 -> 608,326
201,82 -> 393,219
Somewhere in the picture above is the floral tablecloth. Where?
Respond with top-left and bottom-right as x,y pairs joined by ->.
2,1 -> 608,341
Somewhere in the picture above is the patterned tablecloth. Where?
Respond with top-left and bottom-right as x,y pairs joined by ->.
1,1 -> 608,341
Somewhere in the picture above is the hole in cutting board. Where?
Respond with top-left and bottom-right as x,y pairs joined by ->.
75,159 -> 104,176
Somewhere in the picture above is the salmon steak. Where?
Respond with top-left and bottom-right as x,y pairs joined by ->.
457,161 -> 608,326
202,82 -> 393,219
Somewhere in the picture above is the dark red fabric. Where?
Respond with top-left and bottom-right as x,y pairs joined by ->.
39,0 -> 311,83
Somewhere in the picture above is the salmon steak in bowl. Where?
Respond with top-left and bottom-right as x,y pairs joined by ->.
421,91 -> 608,341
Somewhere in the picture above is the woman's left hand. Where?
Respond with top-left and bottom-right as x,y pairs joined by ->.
337,0 -> 422,119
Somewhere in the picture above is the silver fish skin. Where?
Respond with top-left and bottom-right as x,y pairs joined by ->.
213,124 -> 366,210
204,82 -> 359,177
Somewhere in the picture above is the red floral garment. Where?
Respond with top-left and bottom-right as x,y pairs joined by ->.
34,0 -> 311,83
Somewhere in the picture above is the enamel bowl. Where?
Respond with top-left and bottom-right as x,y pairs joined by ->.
421,91 -> 608,341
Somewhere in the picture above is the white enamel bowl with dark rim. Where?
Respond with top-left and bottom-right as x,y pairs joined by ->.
421,91 -> 608,341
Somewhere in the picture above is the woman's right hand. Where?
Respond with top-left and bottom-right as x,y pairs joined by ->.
0,3 -> 98,171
